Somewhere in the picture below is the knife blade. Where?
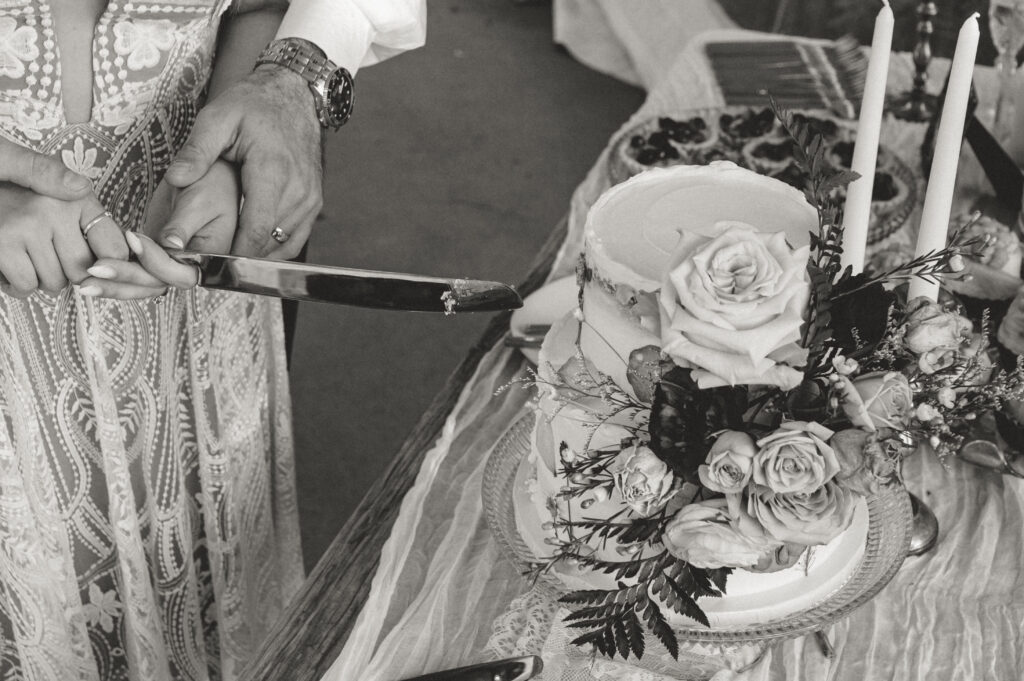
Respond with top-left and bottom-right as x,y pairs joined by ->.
169,251 -> 523,313
396,656 -> 542,681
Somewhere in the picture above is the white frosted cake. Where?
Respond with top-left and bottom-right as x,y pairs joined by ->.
514,162 -> 870,629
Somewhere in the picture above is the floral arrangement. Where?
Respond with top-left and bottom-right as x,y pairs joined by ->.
525,100 -> 1024,661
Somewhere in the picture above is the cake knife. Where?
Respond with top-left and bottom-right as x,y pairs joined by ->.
396,656 -> 542,681
169,250 -> 523,313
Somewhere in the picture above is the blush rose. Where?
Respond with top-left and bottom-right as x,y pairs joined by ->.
659,221 -> 810,390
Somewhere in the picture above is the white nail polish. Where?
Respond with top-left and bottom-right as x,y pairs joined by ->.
78,285 -> 102,297
124,231 -> 143,255
165,236 -> 184,250
87,266 -> 115,279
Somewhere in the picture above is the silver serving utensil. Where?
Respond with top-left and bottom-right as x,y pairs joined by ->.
170,251 -> 522,313
396,656 -> 542,681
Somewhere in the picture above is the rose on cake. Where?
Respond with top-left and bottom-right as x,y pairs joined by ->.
658,220 -> 810,390
662,498 -> 779,569
613,445 -> 675,516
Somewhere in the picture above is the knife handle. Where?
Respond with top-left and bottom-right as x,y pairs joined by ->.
396,656 -> 542,681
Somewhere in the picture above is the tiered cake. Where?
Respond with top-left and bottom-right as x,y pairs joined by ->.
513,162 -> 870,628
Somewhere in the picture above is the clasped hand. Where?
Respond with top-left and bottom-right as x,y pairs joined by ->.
0,139 -> 241,299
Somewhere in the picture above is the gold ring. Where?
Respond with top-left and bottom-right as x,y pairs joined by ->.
271,227 -> 289,244
81,211 -> 113,238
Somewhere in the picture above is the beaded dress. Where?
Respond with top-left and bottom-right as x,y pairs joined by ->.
0,2 -> 303,679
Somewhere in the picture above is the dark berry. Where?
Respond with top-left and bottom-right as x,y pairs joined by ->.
872,172 -> 898,202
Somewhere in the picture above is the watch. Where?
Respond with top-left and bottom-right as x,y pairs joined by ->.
255,38 -> 354,131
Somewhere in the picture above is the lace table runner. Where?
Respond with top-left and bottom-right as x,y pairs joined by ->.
319,28 -> 1021,681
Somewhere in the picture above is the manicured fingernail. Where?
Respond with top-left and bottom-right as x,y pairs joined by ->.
168,160 -> 191,175
165,236 -> 184,249
87,265 -> 116,279
124,231 -> 143,255
78,285 -> 102,297
64,172 -> 91,192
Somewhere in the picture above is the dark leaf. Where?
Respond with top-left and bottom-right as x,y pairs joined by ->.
625,609 -> 646,659
645,603 -> 680,660
649,367 -> 748,482
560,589 -> 616,606
829,276 -> 896,355
708,567 -> 732,593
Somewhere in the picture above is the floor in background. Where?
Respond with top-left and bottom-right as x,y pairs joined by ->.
289,0 -> 644,568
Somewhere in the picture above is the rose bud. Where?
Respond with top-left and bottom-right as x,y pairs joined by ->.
840,371 -> 913,432
698,431 -> 757,495
613,445 -> 675,517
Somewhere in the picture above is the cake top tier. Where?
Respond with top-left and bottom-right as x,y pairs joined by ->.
584,162 -> 818,292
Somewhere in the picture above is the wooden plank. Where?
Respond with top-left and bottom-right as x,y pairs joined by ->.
241,216 -> 569,681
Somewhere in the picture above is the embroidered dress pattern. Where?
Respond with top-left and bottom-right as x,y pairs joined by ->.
0,2 -> 303,680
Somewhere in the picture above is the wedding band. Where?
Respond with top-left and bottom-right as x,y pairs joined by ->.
271,227 -> 289,244
81,211 -> 113,238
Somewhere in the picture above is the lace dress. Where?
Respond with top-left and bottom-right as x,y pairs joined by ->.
0,2 -> 304,680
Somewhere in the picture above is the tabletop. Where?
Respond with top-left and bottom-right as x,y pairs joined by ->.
242,14 -> 1024,681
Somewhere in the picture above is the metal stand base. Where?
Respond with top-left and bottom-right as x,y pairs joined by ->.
907,492 -> 939,556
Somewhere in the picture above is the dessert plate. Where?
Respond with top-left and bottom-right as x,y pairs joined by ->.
508,275 -> 577,363
482,411 -> 914,645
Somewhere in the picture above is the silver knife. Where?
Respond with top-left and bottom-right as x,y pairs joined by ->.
170,251 -> 523,313
396,656 -> 542,681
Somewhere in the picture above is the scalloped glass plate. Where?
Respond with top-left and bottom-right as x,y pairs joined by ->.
483,411 -> 914,645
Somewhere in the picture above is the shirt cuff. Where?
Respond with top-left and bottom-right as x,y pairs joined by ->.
275,0 -> 375,75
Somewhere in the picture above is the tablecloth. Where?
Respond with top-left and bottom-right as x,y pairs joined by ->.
319,21 -> 1024,681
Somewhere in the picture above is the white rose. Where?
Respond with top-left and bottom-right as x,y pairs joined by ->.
659,221 -> 810,390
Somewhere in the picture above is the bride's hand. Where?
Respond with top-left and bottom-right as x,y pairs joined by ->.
0,183 -> 129,296
78,232 -> 199,299
79,160 -> 240,299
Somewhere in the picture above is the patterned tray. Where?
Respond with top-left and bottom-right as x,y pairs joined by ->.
606,107 -> 919,247
483,410 -> 914,645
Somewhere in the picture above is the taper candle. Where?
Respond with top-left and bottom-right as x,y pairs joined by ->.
841,0 -> 894,274
908,13 -> 980,301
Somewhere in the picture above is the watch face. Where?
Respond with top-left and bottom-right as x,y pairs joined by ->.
326,70 -> 354,128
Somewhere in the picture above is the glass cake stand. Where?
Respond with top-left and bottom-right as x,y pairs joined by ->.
482,411 -> 914,648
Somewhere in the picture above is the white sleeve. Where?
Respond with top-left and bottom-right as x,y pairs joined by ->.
275,0 -> 426,76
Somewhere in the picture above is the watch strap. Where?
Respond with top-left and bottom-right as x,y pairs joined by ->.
256,38 -> 354,130
256,38 -> 334,90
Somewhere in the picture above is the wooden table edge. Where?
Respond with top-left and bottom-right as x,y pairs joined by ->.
241,216 -> 570,681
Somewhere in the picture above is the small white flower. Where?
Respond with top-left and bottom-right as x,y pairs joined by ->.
937,387 -> 956,409
916,403 -> 941,423
831,354 -> 859,376
948,254 -> 966,273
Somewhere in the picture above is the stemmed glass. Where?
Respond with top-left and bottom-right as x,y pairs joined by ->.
988,0 -> 1024,139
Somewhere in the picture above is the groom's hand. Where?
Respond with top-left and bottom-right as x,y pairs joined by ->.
162,64 -> 323,260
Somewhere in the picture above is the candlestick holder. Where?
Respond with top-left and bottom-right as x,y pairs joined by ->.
892,1 -> 940,121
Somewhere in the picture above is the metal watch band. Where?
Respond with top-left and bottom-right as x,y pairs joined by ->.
256,39 -> 333,89
255,38 -> 354,130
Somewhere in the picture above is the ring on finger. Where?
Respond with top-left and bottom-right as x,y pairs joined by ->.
270,227 -> 289,244
81,211 -> 115,238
